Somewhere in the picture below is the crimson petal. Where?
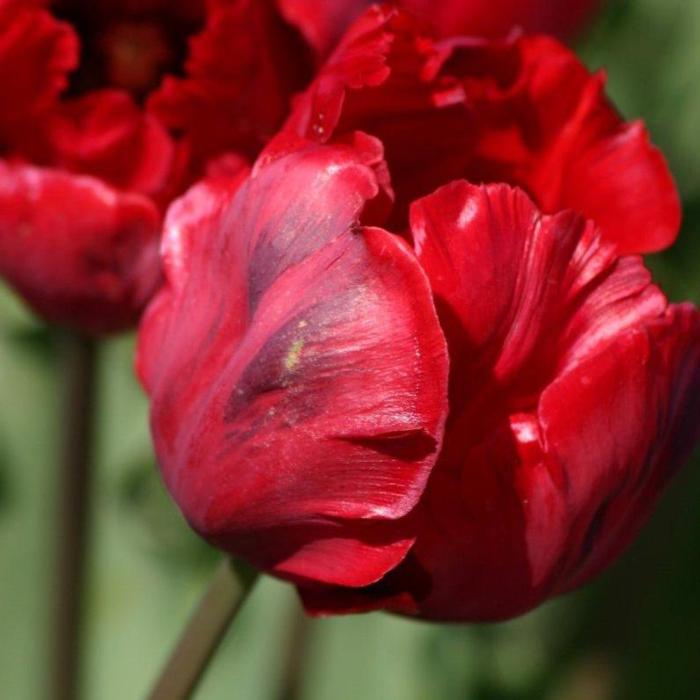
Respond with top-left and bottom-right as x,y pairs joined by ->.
0,4 -> 78,151
148,0 -> 311,183
541,303 -> 700,594
408,181 -> 698,619
47,89 -> 174,195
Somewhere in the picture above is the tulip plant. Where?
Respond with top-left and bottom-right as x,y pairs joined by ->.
0,1 -> 698,699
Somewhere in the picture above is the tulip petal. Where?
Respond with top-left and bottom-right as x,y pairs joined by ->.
511,38 -> 680,254
215,517 -> 417,588
0,4 -> 78,150
411,180 -> 666,406
540,303 -> 700,593
0,161 -> 161,334
137,160 -> 251,388
148,0 -> 311,181
139,139 -> 448,586
454,35 -> 681,254
47,89 -> 174,195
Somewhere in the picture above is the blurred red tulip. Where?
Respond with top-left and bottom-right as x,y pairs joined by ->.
138,7 -> 700,621
0,0 -> 310,333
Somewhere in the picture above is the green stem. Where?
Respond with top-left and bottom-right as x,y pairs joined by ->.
148,558 -> 259,700
50,333 -> 97,700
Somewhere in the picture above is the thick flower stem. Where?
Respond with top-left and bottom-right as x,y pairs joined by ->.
148,558 -> 259,700
51,333 -> 97,700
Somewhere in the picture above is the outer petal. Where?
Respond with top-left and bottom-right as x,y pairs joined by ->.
148,0 -> 311,182
410,181 -> 667,395
46,90 -> 174,195
0,161 -> 161,334
0,4 -> 78,151
409,183 -> 698,620
453,35 -> 681,254
137,157 -> 251,388
300,181 -> 700,619
541,304 -> 700,594
138,139 -> 448,586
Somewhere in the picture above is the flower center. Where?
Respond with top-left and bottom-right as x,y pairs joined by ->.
99,21 -> 173,96
53,1 -> 204,99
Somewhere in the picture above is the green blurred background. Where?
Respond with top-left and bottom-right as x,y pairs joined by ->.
1,0 -> 700,697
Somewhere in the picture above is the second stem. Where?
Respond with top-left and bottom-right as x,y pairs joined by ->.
51,333 -> 97,700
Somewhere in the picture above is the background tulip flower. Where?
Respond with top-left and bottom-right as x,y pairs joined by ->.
138,9 -> 700,622
0,0 -> 311,333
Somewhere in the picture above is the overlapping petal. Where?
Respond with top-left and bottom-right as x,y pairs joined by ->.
46,89 -> 174,195
0,3 -> 78,151
450,35 -> 681,254
138,136 -> 449,586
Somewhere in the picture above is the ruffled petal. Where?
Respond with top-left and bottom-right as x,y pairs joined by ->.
410,181 -> 667,397
540,118 -> 681,256
138,138 -> 448,586
0,4 -> 78,151
282,11 -> 679,252
452,35 -> 681,254
276,5 -> 474,228
411,181 -> 589,388
0,160 -> 161,334
46,89 -> 174,195
148,0 -> 311,183
406,183 -> 697,620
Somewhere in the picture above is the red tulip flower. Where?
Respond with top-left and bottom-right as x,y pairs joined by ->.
138,7 -> 700,621
0,0 -> 310,333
